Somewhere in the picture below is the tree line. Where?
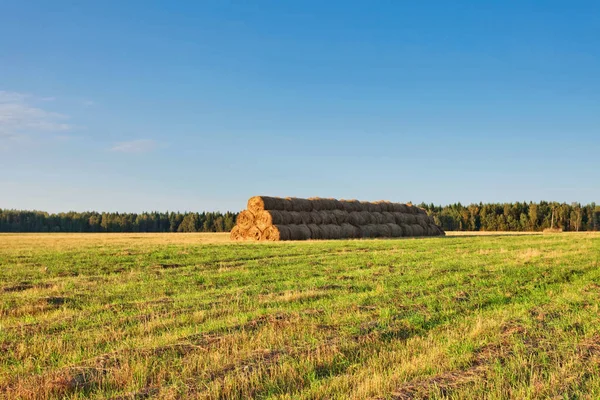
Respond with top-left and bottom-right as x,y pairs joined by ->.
420,201 -> 599,232
0,202 -> 598,233
0,210 -> 237,233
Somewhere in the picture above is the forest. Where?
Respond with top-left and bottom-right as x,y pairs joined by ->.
0,201 -> 598,233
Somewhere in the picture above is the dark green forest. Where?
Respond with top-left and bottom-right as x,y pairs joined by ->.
0,201 -> 598,233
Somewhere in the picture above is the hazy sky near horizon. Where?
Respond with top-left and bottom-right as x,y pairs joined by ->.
1,1 -> 599,213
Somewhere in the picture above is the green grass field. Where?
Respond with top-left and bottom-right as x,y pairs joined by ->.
1,233 -> 600,399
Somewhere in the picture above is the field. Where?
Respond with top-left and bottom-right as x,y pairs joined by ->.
1,233 -> 600,399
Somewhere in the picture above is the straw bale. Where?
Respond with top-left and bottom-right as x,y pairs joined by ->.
255,210 -> 289,230
381,212 -> 396,224
332,209 -> 349,224
307,224 -> 322,239
247,196 -> 285,213
411,224 -> 424,237
286,197 -> 313,212
348,212 -> 366,226
245,225 -> 263,241
288,224 -> 312,240
263,225 -> 291,241
230,225 -> 245,241
371,212 -> 385,224
321,224 -> 342,239
236,210 -> 255,230
401,224 -> 413,236
387,223 -> 403,237
340,223 -> 360,239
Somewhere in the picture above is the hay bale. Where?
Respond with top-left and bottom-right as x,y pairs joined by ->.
255,210 -> 290,231
393,213 -> 407,224
263,225 -> 291,241
411,224 -> 424,237
340,223 -> 360,239
387,223 -> 403,237
230,225 -> 245,241
288,211 -> 303,224
381,212 -> 396,224
321,224 -> 342,239
391,203 -> 408,213
300,211 -> 313,225
236,210 -> 256,230
307,224 -> 322,239
319,210 -> 334,224
375,201 -> 394,212
332,210 -> 349,224
374,224 -> 391,238
361,201 -> 380,212
247,196 -> 285,213
348,212 -> 366,226
309,211 -> 323,225
359,224 -> 375,238
371,212 -> 385,224
404,214 -> 417,224
288,224 -> 311,240
245,225 -> 263,241
401,224 -> 413,236
405,204 -> 419,215
416,215 -> 429,229
286,197 -> 313,212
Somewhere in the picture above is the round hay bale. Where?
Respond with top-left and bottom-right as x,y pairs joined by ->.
286,197 -> 313,212
255,210 -> 289,231
288,211 -> 303,224
300,211 -> 313,225
371,212 -> 385,224
246,225 -> 263,241
340,223 -> 359,239
382,212 -> 396,224
236,210 -> 256,230
332,210 -> 349,224
404,214 -> 417,224
347,212 -> 366,226
375,201 -> 393,212
321,224 -> 342,239
416,215 -> 429,229
308,197 -> 325,211
318,210 -> 333,224
391,203 -> 407,213
387,223 -> 403,237
393,213 -> 407,225
411,224 -> 424,237
307,224 -> 322,239
359,224 -> 375,238
309,211 -> 323,225
359,211 -> 374,224
416,207 -> 427,215
374,224 -> 391,238
361,202 -> 380,212
401,224 -> 413,237
230,225 -> 245,241
435,225 -> 446,236
405,204 -> 419,215
247,196 -> 285,214
339,200 -> 355,212
288,224 -> 312,240
263,225 -> 290,241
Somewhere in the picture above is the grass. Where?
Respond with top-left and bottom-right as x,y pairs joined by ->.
1,232 -> 599,399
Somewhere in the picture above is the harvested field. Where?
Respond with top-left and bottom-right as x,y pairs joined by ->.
233,196 -> 444,241
1,232 -> 600,399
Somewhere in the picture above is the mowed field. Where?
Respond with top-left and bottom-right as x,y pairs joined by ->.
1,233 -> 600,399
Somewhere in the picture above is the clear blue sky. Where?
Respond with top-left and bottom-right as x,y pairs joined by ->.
1,1 -> 598,213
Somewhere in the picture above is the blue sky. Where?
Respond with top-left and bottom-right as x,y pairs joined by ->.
1,1 -> 599,212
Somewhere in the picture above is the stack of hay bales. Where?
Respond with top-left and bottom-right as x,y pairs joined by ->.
230,196 -> 445,241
